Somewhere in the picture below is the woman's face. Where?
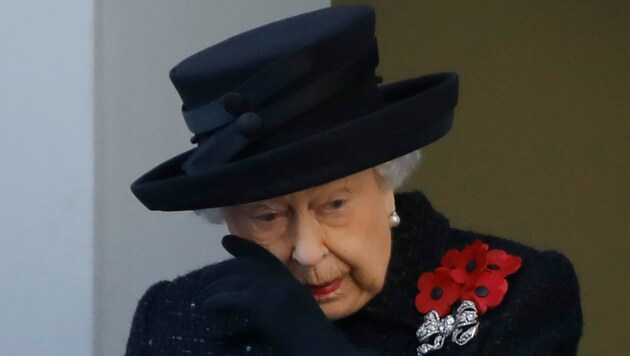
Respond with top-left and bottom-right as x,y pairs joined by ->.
223,168 -> 395,320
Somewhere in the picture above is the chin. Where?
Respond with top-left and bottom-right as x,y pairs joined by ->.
320,302 -> 354,320
318,292 -> 370,320
315,277 -> 384,320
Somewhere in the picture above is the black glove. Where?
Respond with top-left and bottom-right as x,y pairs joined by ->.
199,235 -> 364,356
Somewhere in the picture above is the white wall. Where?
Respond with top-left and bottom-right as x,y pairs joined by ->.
94,1 -> 329,355
0,1 -> 94,355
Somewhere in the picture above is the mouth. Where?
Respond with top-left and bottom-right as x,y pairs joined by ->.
308,277 -> 344,301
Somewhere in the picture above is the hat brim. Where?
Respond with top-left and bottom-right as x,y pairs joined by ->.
131,72 -> 458,211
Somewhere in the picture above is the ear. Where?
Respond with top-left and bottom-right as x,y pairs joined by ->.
383,187 -> 396,214
371,168 -> 396,214
221,207 -> 239,234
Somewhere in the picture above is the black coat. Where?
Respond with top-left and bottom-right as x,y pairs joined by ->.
125,191 -> 582,355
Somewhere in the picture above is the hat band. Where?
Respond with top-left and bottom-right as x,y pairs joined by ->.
182,49 -> 315,135
181,43 -> 379,174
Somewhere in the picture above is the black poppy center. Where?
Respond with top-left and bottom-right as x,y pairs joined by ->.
466,260 -> 477,272
488,263 -> 500,270
475,286 -> 489,297
430,287 -> 444,300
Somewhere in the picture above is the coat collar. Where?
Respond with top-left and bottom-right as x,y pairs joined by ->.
338,190 -> 454,329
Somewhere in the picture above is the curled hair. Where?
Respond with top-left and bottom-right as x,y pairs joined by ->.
374,149 -> 421,190
195,149 -> 422,224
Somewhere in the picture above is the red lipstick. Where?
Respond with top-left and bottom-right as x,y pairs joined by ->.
308,277 -> 343,299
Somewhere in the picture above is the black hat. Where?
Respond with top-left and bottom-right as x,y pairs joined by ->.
131,5 -> 458,211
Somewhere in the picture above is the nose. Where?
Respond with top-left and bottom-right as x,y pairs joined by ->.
291,214 -> 329,266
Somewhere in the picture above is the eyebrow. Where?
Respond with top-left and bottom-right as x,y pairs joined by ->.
241,201 -> 281,212
319,179 -> 351,196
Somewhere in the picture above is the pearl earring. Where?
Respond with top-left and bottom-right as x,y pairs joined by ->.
389,211 -> 401,228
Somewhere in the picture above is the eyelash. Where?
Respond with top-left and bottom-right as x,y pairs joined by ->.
327,199 -> 346,210
324,198 -> 348,213
255,213 -> 280,222
252,198 -> 347,222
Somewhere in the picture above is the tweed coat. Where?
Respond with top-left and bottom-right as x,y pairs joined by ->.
125,191 -> 582,355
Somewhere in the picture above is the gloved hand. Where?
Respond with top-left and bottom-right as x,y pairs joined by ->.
199,234 -> 364,356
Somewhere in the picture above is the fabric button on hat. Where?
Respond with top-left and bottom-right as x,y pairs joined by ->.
131,5 -> 459,211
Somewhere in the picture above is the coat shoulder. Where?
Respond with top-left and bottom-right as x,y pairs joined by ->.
393,190 -> 583,354
125,280 -> 172,355
125,263 -> 271,356
446,232 -> 583,353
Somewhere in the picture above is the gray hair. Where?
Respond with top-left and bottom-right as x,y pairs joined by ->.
195,149 -> 422,224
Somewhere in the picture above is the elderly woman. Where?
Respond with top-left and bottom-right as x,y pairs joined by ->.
126,5 -> 582,356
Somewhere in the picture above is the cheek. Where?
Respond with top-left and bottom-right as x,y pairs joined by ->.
325,212 -> 392,293
354,230 -> 391,292
266,241 -> 294,262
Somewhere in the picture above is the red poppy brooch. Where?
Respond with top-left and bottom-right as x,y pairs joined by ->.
414,240 -> 522,354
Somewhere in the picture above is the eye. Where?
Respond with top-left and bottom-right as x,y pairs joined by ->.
325,198 -> 347,211
254,213 -> 280,222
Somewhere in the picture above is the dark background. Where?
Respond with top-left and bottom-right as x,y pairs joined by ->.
333,1 -> 630,354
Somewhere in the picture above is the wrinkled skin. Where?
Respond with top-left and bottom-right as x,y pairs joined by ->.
223,168 -> 395,320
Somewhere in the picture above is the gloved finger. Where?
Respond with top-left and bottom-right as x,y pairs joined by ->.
199,261 -> 258,289
200,273 -> 262,300
200,252 -> 271,284
222,234 -> 281,264
199,258 -> 244,282
195,271 -> 258,304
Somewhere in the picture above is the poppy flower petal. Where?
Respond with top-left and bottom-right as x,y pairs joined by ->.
415,268 -> 460,317
450,240 -> 488,286
441,248 -> 460,268
416,240 -> 521,320
461,271 -> 508,314
418,272 -> 435,290
487,249 -> 522,277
